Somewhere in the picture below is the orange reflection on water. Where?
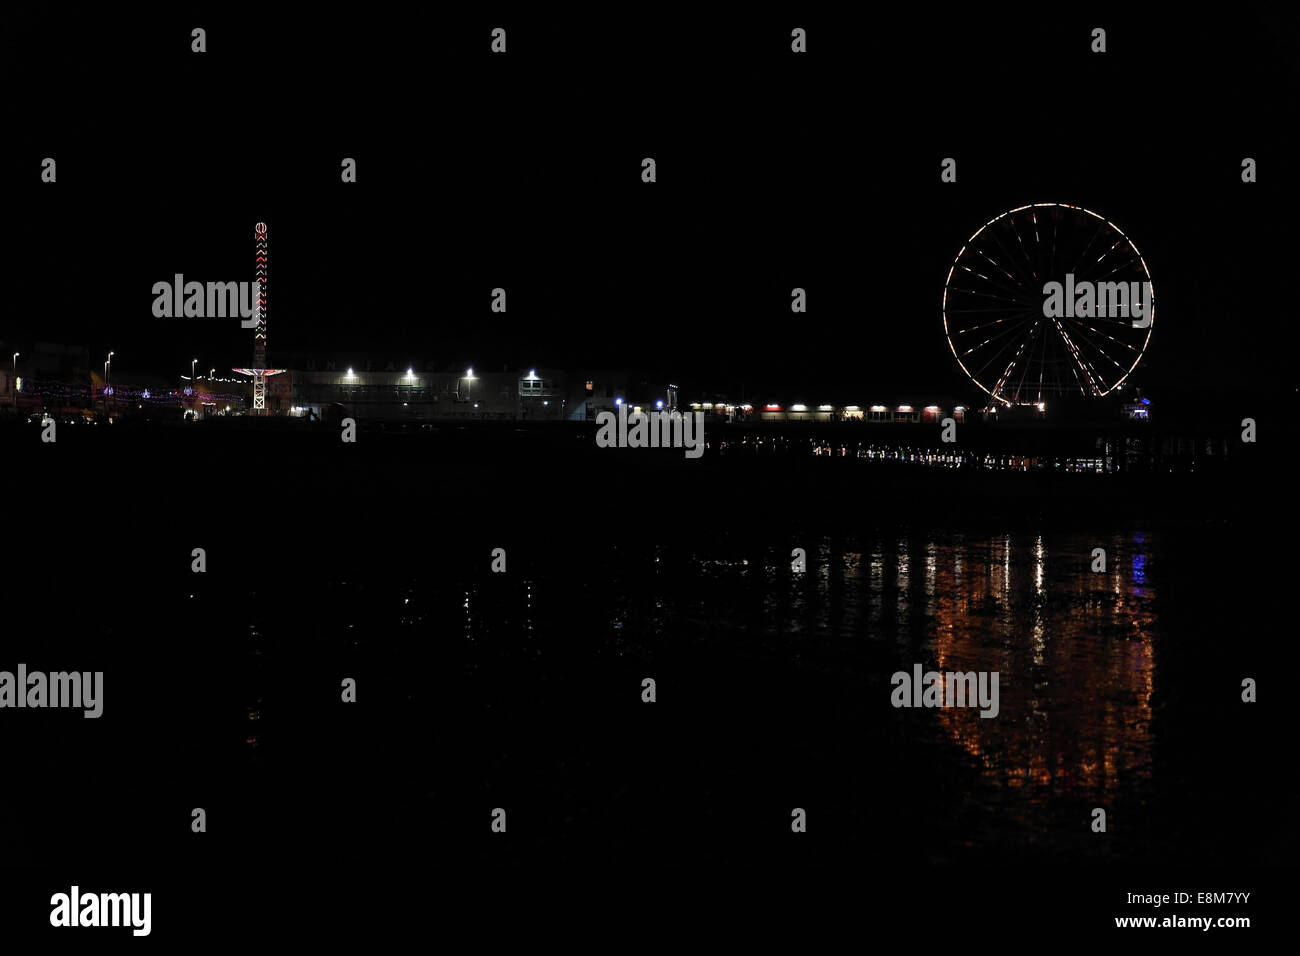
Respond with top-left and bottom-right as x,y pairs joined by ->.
929,534 -> 1155,803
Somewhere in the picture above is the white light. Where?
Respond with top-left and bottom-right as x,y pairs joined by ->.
655,400 -> 664,409
347,367 -> 354,376
466,367 -> 474,377
615,397 -> 623,405
406,367 -> 414,378
869,405 -> 887,412
791,404 -> 807,411
1037,402 -> 1046,411
818,405 -> 833,411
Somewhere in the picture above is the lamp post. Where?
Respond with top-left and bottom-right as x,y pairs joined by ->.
11,352 -> 18,412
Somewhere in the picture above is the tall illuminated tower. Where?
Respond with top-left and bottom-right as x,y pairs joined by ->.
233,222 -> 285,414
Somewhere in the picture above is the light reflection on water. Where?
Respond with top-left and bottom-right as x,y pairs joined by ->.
284,528 -> 1163,856
669,529 -> 1158,848
219,513 -> 1291,870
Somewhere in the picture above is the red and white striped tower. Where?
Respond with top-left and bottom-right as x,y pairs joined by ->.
233,222 -> 285,414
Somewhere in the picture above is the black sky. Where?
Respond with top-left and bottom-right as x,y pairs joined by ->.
4,9 -> 1296,405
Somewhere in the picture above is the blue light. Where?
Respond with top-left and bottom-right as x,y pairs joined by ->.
1141,398 -> 1150,405
655,400 -> 664,409
615,397 -> 623,406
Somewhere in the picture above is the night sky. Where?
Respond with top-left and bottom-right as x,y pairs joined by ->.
4,10 -> 1295,406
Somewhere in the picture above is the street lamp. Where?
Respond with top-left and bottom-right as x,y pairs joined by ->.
11,352 -> 18,408
191,358 -> 197,380
464,367 -> 475,403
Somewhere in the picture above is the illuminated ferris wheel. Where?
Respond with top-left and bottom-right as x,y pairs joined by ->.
942,203 -> 1155,407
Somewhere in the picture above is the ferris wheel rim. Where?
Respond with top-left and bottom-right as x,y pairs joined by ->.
941,202 -> 1155,406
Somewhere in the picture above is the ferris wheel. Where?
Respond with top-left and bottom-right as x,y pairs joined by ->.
942,203 -> 1155,406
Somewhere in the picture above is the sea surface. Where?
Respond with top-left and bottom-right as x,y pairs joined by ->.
2,426 -> 1290,933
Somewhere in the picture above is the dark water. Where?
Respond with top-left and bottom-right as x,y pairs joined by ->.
79,523 -> 1276,876
3,428 -> 1292,936
367,528 -> 1272,858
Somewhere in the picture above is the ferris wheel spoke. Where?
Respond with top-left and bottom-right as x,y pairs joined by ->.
958,311 -> 1038,355
955,319 -> 1036,342
1070,366 -> 1089,396
1049,333 -> 1067,398
1064,323 -> 1135,375
957,264 -> 1033,303
1011,320 -> 1046,403
982,229 -> 1035,290
970,324 -> 1037,382
1088,253 -> 1142,284
1050,319 -> 1103,395
992,332 -> 1036,401
953,312 -> 1038,336
1038,320 -> 1059,401
1076,238 -> 1126,282
1082,356 -> 1112,393
1074,335 -> 1130,376
1067,218 -> 1108,277
1006,216 -> 1039,281
1070,313 -> 1145,328
1075,349 -> 1111,394
1060,344 -> 1086,396
975,249 -> 1022,286
947,306 -> 1038,315
1065,318 -> 1141,353
1031,327 -> 1055,402
947,285 -> 1027,305
1030,209 -> 1048,283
